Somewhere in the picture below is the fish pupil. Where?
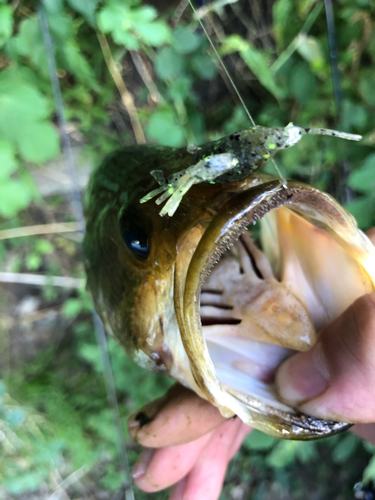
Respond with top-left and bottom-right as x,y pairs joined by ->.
119,212 -> 150,260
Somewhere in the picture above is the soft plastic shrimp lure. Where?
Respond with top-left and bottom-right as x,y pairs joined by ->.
140,124 -> 361,217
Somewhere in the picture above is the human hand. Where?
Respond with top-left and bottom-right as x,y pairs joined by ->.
128,384 -> 251,498
128,231 -> 375,499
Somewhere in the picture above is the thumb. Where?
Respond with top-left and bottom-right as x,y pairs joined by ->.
275,293 -> 375,423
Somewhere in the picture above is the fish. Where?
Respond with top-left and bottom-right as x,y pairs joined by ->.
83,130 -> 375,439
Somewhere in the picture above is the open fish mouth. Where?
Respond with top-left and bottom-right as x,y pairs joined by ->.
173,177 -> 375,439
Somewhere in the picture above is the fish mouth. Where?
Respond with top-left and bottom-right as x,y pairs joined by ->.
176,177 -> 375,439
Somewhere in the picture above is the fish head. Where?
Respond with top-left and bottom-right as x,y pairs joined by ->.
84,144 -> 375,439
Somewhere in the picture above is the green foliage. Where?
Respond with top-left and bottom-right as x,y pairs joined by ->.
2,0 -> 375,497
0,381 -> 65,496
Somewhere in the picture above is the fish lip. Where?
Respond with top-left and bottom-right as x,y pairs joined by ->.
177,177 -> 362,438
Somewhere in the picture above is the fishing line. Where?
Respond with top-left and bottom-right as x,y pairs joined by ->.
188,0 -> 255,127
38,3 -> 135,499
188,0 -> 286,181
324,0 -> 353,204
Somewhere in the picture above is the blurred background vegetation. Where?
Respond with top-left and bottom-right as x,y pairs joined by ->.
1,0 -> 375,498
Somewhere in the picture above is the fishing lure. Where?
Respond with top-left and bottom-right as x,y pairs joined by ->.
140,124 -> 361,217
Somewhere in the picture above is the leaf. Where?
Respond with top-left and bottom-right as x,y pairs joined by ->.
332,433 -> 359,463
0,4 -> 12,47
345,196 -> 374,229
222,35 -> 284,100
66,0 -> 100,26
62,41 -> 99,90
359,69 -> 375,107
289,62 -> 316,104
348,153 -> 375,193
243,430 -> 277,451
0,140 -> 17,179
13,17 -> 49,76
172,26 -> 201,54
168,77 -> 193,101
63,298 -> 84,318
18,122 -> 60,164
43,0 -> 64,13
0,179 -> 33,217
135,21 -> 171,46
35,239 -> 54,254
273,0 -> 293,46
98,4 -> 139,49
296,34 -> 326,74
267,440 -> 302,468
363,455 -> 375,482
134,5 -> 158,22
0,70 -> 60,162
191,53 -> 217,80
146,109 -> 185,147
155,47 -> 185,81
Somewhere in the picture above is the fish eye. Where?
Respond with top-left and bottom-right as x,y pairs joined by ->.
119,210 -> 150,261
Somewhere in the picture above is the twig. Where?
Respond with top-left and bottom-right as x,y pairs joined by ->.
48,465 -> 89,500
0,272 -> 84,288
0,222 -> 79,240
270,1 -> 323,74
97,32 -> 146,144
129,50 -> 161,103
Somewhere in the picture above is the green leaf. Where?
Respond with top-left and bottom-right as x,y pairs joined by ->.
62,41 -> 99,90
348,153 -> 375,193
155,47 -> 185,81
18,122 -> 60,164
222,35 -> 284,100
332,433 -> 359,463
273,0 -> 293,46
63,298 -> 84,318
289,62 -> 316,104
191,53 -> 217,80
0,4 -> 12,47
172,26 -> 201,54
243,430 -> 277,451
146,109 -> 185,147
296,35 -> 326,73
267,440 -> 302,468
135,21 -> 171,46
363,455 -> 375,482
66,0 -> 100,26
13,18 -> 49,76
0,179 -> 33,217
131,5 -> 157,23
43,0 -> 64,13
168,77 -> 193,100
345,196 -> 374,229
359,69 -> 375,107
0,140 -> 17,179
35,239 -> 54,254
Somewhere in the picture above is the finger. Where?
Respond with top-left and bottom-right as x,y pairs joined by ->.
132,431 -> 212,492
275,293 -> 375,422
128,384 -> 227,447
171,418 -> 245,500
352,423 -> 375,446
228,420 -> 252,460
366,227 -> 375,245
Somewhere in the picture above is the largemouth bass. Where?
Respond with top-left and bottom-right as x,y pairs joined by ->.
84,128 -> 375,439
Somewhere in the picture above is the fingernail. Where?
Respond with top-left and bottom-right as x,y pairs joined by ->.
128,395 -> 167,435
132,448 -> 155,480
275,342 -> 330,405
